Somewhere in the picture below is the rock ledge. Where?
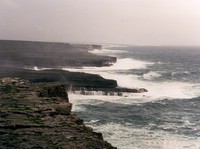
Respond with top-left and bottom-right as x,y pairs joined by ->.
0,78 -> 116,149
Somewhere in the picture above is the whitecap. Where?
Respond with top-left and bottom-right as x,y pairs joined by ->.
84,122 -> 200,149
184,71 -> 190,74
65,46 -> 200,101
157,61 -> 164,64
88,49 -> 127,55
63,58 -> 153,72
64,62 -> 200,101
33,66 -> 39,71
87,120 -> 100,124
171,72 -> 177,76
25,66 -> 52,71
143,71 -> 162,80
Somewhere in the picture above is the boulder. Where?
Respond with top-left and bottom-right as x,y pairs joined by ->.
38,84 -> 68,101
137,88 -> 148,93
53,102 -> 72,115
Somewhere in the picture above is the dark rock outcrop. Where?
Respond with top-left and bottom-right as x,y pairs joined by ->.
37,83 -> 68,100
68,86 -> 148,96
0,40 -> 147,96
0,69 -> 118,89
0,40 -> 116,68
137,88 -> 148,93
0,78 -> 116,149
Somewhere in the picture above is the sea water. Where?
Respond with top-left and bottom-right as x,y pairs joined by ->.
66,46 -> 200,149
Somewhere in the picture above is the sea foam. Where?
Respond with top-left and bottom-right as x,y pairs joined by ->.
25,66 -> 51,71
143,71 -> 162,80
88,48 -> 127,55
69,47 -> 200,149
85,122 -> 200,149
64,48 -> 200,101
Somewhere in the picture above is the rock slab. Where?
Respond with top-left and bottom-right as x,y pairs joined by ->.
0,78 -> 116,149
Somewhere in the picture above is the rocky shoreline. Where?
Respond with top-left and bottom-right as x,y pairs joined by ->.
0,77 -> 117,149
0,40 -> 148,96
0,40 -> 148,148
0,40 -> 116,68
68,86 -> 147,96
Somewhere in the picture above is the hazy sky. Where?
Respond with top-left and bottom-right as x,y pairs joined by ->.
0,0 -> 200,45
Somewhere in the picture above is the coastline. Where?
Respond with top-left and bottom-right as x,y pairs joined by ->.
0,40 -> 148,95
0,40 -> 148,148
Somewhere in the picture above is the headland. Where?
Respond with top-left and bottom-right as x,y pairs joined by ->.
0,40 -> 148,148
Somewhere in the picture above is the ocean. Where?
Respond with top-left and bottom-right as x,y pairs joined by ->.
65,46 -> 200,149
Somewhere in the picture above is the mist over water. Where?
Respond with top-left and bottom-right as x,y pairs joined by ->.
67,46 -> 200,149
19,44 -> 197,148
65,47 -> 200,100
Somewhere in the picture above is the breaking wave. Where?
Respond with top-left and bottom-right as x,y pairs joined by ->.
88,48 -> 127,55
64,58 -> 153,71
25,66 -> 51,71
143,71 -> 162,80
70,46 -> 200,149
64,60 -> 200,101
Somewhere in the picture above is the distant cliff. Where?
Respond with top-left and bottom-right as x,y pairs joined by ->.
0,77 -> 117,149
0,40 -> 147,95
0,40 -> 116,69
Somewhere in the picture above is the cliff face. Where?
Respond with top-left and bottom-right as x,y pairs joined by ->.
0,40 -> 116,69
0,78 -> 116,149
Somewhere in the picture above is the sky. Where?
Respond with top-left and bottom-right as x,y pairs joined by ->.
0,0 -> 200,45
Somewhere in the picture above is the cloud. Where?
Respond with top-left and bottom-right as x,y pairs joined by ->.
0,0 -> 18,8
0,0 -> 200,45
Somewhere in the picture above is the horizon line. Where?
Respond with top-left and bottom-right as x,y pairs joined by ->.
1,38 -> 200,47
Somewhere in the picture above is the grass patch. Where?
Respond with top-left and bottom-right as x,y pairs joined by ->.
1,102 -> 31,111
18,95 -> 27,100
27,115 -> 42,124
3,85 -> 19,94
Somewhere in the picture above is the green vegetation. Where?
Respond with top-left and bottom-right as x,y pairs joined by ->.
1,102 -> 31,111
3,85 -> 19,94
18,95 -> 27,100
27,115 -> 42,124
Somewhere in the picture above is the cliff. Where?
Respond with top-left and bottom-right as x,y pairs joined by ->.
0,40 -> 147,95
0,77 -> 116,149
0,40 -> 116,69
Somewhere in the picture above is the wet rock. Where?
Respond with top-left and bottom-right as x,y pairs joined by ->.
70,86 -> 148,96
75,118 -> 84,125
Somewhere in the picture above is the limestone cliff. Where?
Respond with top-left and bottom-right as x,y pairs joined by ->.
0,78 -> 116,149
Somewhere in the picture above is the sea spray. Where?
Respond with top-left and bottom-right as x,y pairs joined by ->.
69,46 -> 200,149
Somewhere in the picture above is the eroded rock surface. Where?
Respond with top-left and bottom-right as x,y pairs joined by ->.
0,78 -> 116,149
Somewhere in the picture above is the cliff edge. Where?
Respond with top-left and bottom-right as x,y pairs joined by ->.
0,77 -> 116,149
